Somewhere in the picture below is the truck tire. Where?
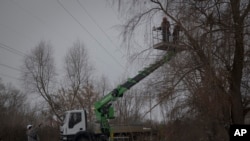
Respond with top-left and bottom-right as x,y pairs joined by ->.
77,137 -> 89,141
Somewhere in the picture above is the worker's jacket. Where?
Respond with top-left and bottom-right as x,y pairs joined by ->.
27,127 -> 40,141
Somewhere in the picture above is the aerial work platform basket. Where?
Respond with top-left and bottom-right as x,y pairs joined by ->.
152,29 -> 185,52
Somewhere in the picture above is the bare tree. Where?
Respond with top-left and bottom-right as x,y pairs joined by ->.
22,41 -> 61,120
53,40 -> 97,121
96,75 -> 110,97
112,0 -> 250,118
63,40 -> 94,109
77,83 -> 99,122
110,0 -> 250,140
56,81 -> 99,122
0,78 -> 29,141
114,88 -> 146,124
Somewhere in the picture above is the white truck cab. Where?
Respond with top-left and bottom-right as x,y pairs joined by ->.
60,110 -> 102,141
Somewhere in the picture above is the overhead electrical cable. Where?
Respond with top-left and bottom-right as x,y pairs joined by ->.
76,0 -> 130,74
0,42 -> 27,57
0,72 -> 23,81
57,0 -> 126,70
0,63 -> 22,72
10,0 -> 72,43
77,0 -> 119,50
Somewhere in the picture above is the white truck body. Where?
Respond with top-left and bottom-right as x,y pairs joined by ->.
60,110 -> 102,141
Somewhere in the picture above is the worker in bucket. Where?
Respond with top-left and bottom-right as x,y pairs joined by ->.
173,23 -> 181,44
154,17 -> 171,42
26,123 -> 42,141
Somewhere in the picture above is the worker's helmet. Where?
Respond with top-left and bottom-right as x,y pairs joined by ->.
27,125 -> 32,130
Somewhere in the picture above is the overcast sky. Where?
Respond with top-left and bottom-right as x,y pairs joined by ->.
0,0 -> 135,89
0,0 -> 165,121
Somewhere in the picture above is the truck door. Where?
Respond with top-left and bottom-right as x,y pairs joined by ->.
67,112 -> 86,134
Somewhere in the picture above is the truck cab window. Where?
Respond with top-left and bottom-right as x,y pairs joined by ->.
69,112 -> 81,128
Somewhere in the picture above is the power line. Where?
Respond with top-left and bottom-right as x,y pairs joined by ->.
9,0 -> 72,44
8,0 -> 112,73
77,0 -> 120,50
77,0 -> 131,75
0,72 -> 23,81
0,63 -> 22,72
57,0 -> 126,70
0,63 -> 23,82
0,42 -> 27,57
0,63 -> 59,84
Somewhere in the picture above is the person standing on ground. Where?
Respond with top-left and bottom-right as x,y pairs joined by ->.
26,123 -> 42,141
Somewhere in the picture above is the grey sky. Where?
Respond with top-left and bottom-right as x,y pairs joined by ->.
0,0 -> 166,121
0,0 -> 132,89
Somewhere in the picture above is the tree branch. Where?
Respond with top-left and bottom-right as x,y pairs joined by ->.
142,65 -> 201,119
241,1 -> 250,21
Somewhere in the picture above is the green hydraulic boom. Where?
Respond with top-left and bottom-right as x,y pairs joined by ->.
94,50 -> 176,137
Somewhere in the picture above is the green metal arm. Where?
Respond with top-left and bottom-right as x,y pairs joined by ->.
94,51 -> 176,136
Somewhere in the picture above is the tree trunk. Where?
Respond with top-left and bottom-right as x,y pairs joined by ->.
230,0 -> 244,124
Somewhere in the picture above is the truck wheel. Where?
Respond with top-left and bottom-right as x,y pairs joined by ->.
77,137 -> 89,141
